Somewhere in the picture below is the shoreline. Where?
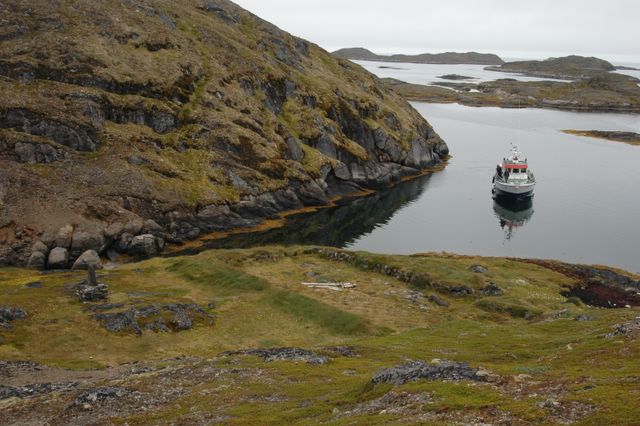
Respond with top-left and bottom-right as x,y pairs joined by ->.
165,158 -> 451,256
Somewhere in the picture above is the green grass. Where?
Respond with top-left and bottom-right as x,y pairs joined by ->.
1,246 -> 640,424
168,258 -> 270,293
265,290 -> 373,336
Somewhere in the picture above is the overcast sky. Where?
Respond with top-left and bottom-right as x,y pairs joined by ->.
233,0 -> 640,64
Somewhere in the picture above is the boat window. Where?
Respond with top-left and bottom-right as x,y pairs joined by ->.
513,169 -> 519,173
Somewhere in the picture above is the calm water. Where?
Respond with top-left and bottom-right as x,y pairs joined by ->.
352,59 -> 640,86
345,103 -> 640,273
189,103 -> 640,273
352,60 -> 570,84
189,61 -> 640,273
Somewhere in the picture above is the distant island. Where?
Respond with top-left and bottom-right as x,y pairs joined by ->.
383,70 -> 640,113
333,47 -> 504,65
562,130 -> 640,146
437,74 -> 476,81
485,55 -> 616,80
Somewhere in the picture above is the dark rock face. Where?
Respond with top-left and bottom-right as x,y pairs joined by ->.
223,347 -> 329,365
0,109 -> 98,151
14,141 -> 66,163
0,306 -> 27,330
372,360 -> 488,385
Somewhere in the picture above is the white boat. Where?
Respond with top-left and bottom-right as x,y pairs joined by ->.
493,145 -> 535,198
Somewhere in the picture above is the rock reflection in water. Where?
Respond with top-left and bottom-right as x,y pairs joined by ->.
493,197 -> 534,240
173,174 -> 433,254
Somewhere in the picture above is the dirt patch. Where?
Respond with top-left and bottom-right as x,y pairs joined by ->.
519,259 -> 640,308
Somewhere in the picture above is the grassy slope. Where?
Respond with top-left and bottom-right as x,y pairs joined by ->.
1,247 -> 639,424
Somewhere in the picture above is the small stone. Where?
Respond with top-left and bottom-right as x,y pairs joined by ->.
470,265 -> 488,273
429,294 -> 449,307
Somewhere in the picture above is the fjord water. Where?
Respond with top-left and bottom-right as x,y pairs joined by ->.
197,58 -> 640,272
346,103 -> 640,272
197,102 -> 640,273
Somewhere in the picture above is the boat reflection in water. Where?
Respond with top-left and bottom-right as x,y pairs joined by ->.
493,196 -> 534,240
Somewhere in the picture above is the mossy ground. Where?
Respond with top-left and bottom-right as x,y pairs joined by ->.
1,247 -> 639,424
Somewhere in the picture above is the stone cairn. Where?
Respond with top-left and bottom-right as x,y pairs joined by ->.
76,265 -> 109,302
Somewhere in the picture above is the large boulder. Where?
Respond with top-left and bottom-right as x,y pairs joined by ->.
70,230 -> 106,258
31,240 -> 49,255
54,225 -> 74,249
26,251 -> 47,270
48,247 -> 69,269
71,250 -> 103,270
127,234 -> 160,258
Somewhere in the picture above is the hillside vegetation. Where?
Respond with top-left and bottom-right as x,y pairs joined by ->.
0,0 -> 447,268
1,246 -> 639,424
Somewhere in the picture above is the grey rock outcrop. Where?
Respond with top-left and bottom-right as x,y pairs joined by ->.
14,142 -> 66,163
372,360 -> 488,385
127,234 -> 161,258
0,306 -> 27,330
223,347 -> 329,365
480,282 -> 504,296
48,247 -> 69,269
93,303 -> 211,335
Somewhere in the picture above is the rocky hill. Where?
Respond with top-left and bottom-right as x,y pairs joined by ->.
333,48 -> 504,65
0,0 -> 448,268
486,55 -> 616,79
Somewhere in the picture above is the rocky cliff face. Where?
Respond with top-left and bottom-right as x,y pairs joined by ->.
0,0 -> 448,268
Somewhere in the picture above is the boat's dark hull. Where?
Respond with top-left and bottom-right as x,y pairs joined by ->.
493,187 -> 534,199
